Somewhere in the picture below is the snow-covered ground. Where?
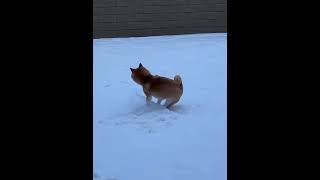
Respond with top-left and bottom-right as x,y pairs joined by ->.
93,33 -> 227,180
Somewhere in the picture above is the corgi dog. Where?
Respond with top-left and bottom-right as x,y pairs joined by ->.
130,63 -> 183,108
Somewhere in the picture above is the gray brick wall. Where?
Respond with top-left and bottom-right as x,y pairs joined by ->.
93,0 -> 227,38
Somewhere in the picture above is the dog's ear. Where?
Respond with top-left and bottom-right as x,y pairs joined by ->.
139,63 -> 143,68
130,68 -> 134,72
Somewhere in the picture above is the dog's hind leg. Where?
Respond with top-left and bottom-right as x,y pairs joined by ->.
165,99 -> 179,108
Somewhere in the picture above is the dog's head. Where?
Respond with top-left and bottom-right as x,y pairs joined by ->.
130,63 -> 151,85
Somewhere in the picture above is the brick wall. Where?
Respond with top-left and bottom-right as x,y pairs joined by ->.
93,0 -> 227,38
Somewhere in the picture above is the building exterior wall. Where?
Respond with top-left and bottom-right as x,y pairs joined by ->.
93,0 -> 227,38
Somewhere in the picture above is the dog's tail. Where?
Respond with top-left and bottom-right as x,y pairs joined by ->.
174,75 -> 183,91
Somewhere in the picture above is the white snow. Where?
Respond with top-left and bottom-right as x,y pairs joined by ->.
94,33 -> 227,180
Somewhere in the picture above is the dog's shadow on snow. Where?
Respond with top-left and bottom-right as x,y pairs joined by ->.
132,101 -> 188,116
133,92 -> 188,115
168,105 -> 189,114
103,93 -> 191,133
108,101 -> 190,133
134,101 -> 166,113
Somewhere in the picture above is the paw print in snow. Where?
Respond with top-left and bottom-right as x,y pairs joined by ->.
157,117 -> 166,122
104,80 -> 112,87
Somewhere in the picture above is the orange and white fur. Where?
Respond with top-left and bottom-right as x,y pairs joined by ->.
130,63 -> 183,108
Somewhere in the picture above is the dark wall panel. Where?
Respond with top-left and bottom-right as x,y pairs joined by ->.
93,0 -> 227,38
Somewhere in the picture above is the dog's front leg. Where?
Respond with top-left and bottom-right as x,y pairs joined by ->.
143,85 -> 152,104
143,89 -> 152,104
146,95 -> 152,104
144,91 -> 151,104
